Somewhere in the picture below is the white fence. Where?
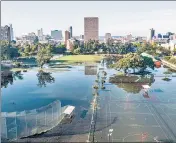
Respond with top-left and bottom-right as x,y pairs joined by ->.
1,100 -> 66,141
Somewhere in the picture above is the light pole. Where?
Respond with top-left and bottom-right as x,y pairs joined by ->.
108,129 -> 113,142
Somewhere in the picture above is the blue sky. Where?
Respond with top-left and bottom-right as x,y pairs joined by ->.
2,1 -> 176,37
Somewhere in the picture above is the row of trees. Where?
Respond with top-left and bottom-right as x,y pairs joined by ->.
134,42 -> 172,56
1,40 -> 67,60
18,43 -> 67,57
71,39 -> 172,57
80,40 -> 173,56
71,40 -> 135,55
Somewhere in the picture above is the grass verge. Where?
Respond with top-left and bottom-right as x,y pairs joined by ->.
53,55 -> 103,64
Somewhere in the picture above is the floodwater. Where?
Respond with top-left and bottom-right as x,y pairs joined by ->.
94,64 -> 176,142
2,61 -> 176,142
1,65 -> 97,112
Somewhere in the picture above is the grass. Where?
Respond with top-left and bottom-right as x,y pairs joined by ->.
10,68 -> 28,72
53,55 -> 103,64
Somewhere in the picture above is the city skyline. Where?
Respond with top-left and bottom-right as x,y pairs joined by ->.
2,1 -> 176,37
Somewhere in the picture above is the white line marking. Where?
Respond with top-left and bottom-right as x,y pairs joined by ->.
145,103 -> 169,140
111,124 -> 160,128
160,106 -> 176,128
109,112 -> 153,115
155,95 -> 176,140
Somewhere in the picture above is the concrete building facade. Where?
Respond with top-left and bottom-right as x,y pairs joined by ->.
148,28 -> 155,41
51,30 -> 62,40
80,35 -> 84,40
104,33 -> 111,42
37,28 -> 44,41
9,24 -> 14,41
1,25 -> 11,42
65,30 -> 70,46
69,26 -> 72,38
84,17 -> 99,42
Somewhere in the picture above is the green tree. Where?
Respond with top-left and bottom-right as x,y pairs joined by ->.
1,40 -> 10,60
116,56 -> 131,73
73,47 -> 81,55
36,46 -> 52,68
34,36 -> 39,44
1,40 -> 20,60
23,44 -> 31,56
31,44 -> 38,55
114,53 -> 154,74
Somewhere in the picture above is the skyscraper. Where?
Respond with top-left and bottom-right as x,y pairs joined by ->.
0,25 -> 11,42
84,17 -> 99,42
80,35 -> 84,40
69,26 -> 72,38
65,30 -> 70,46
104,33 -> 112,43
148,28 -> 155,41
37,28 -> 44,41
51,30 -> 62,40
105,33 -> 111,40
9,24 -> 14,41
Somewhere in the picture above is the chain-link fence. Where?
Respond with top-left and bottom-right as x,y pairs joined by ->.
1,100 -> 66,141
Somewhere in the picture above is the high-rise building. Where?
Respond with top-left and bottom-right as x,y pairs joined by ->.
162,35 -> 169,39
51,30 -> 62,40
157,34 -> 162,39
0,25 -> 11,42
9,24 -> 14,41
80,35 -> 84,40
170,34 -> 176,40
69,26 -> 72,38
37,28 -> 44,41
105,33 -> 111,40
84,17 -> 99,42
148,28 -> 155,41
126,34 -> 132,41
166,32 -> 174,37
104,33 -> 112,43
65,30 -> 70,46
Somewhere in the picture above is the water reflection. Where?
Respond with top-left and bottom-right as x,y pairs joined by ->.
103,56 -> 122,68
116,77 -> 154,94
13,71 -> 24,80
117,83 -> 143,94
36,70 -> 55,87
85,65 -> 97,75
1,71 -> 24,88
1,76 -> 13,88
